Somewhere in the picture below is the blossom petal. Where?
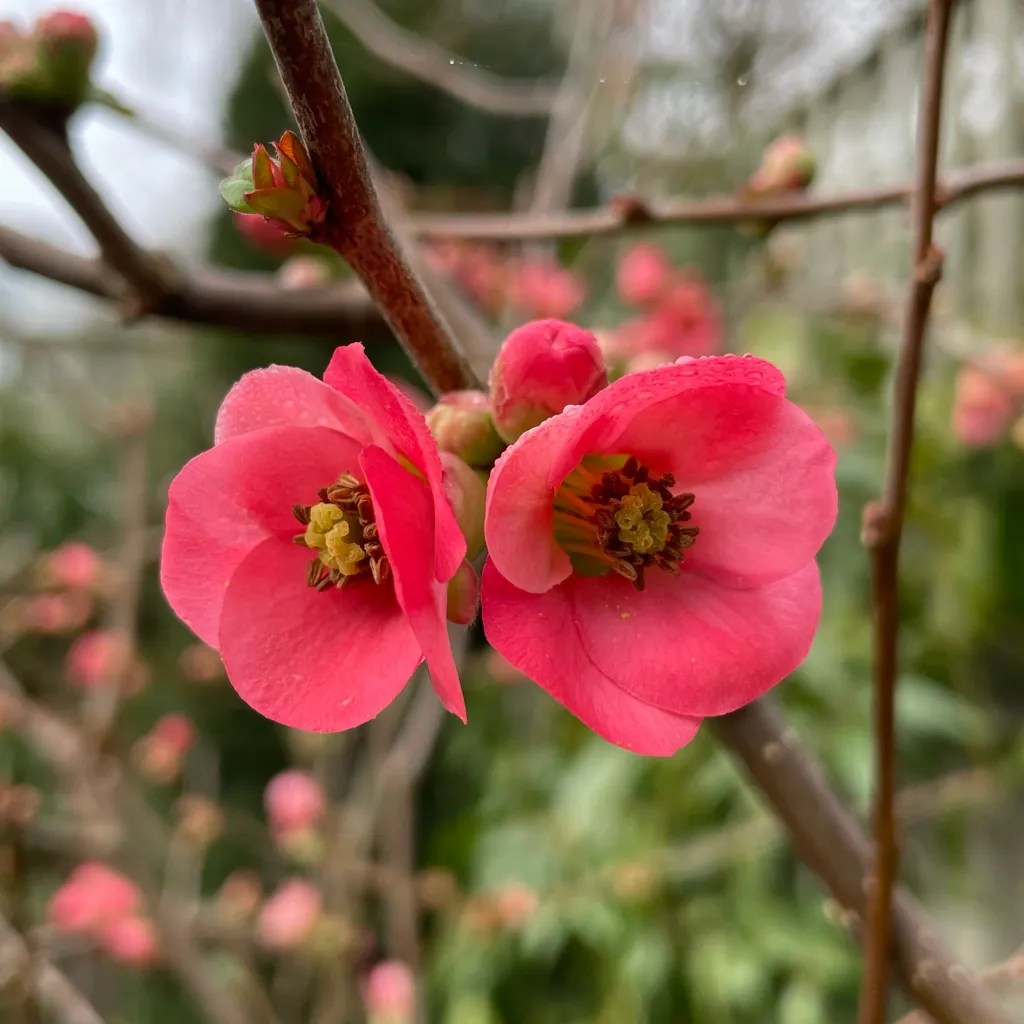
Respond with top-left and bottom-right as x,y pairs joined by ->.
214,365 -> 376,446
571,562 -> 822,717
218,537 -> 420,730
160,426 -> 362,647
324,345 -> 465,580
481,560 -> 702,756
483,409 -> 580,594
360,445 -> 466,722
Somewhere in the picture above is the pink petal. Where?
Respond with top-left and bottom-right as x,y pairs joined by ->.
359,445 -> 466,722
161,426 -> 362,647
614,386 -> 837,587
571,561 -> 822,717
214,365 -> 375,446
324,345 -> 465,581
483,408 -> 581,594
218,537 -> 421,730
481,561 -> 702,756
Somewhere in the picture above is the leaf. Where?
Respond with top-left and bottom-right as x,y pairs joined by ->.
218,160 -> 256,213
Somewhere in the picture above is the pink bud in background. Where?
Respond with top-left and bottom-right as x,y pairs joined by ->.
35,11 -> 97,50
44,542 -> 102,590
101,917 -> 158,967
489,319 -> 607,443
440,453 -> 485,559
617,242 -> 671,306
135,714 -> 196,783
493,882 -> 538,930
364,960 -> 416,1024
511,262 -> 586,320
178,642 -> 224,682
257,879 -> 322,951
426,390 -> 504,468
278,255 -> 332,290
445,561 -> 479,626
951,364 -> 1015,448
49,863 -> 140,935
64,629 -> 130,689
264,770 -> 326,838
22,591 -> 92,634
748,135 -> 816,194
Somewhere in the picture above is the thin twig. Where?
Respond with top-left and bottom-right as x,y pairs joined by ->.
408,157 -> 1024,241
253,0 -> 477,393
320,0 -> 555,117
0,94 -> 176,313
0,226 -> 385,336
859,2 -> 953,1022
896,951 -> 1024,1024
712,700 -> 1010,1024
0,913 -> 106,1024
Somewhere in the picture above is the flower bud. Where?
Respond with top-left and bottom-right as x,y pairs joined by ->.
445,561 -> 479,626
42,541 -> 103,590
748,135 -> 816,195
101,917 -> 158,967
951,364 -> 1014,448
220,132 -> 328,239
264,770 -> 326,838
616,242 -> 671,306
257,879 -> 322,952
278,255 -> 332,290
510,262 -> 585,320
33,10 -> 98,108
489,319 -> 607,443
440,453 -> 485,559
364,960 -> 416,1024
426,391 -> 503,468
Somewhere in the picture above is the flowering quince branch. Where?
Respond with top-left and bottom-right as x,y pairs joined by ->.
250,0 -> 476,395
859,1 -> 955,1022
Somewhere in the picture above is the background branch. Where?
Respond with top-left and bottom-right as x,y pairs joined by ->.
320,0 -> 555,117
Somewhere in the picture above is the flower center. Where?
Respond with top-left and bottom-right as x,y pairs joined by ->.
552,455 -> 698,591
292,472 -> 389,590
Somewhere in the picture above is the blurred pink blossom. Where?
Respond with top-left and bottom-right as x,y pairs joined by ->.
43,542 -> 102,590
264,770 -> 326,839
257,879 -> 322,951
364,960 -> 416,1023
100,916 -> 158,967
951,365 -> 1015,448
49,863 -> 140,935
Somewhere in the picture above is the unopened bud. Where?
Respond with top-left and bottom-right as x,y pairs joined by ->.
426,390 -> 503,468
440,453 -> 485,559
489,319 -> 607,443
445,561 -> 479,626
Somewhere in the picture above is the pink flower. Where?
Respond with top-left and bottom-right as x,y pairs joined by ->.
49,863 -> 140,935
364,961 -> 416,1023
22,591 -> 92,634
264,770 -> 326,837
951,364 -> 1015,447
101,917 -> 158,967
135,714 -> 196,783
620,274 -> 722,361
44,542 -> 102,590
481,355 -> 836,755
64,629 -> 130,689
511,262 -> 586,320
617,243 -> 671,306
489,319 -> 608,443
257,879 -> 322,951
160,344 -> 467,731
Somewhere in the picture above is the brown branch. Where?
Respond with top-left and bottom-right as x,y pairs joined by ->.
253,0 -> 477,393
859,2 -> 952,1022
897,952 -> 1024,1024
0,913 -> 106,1024
407,157 -> 1024,241
711,701 -> 1011,1024
320,0 -> 555,117
0,95 -> 175,311
0,226 -> 386,337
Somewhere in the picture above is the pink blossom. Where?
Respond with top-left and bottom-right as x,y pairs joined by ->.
257,879 -> 322,951
481,354 -> 836,755
489,319 -> 608,443
264,770 -> 326,837
44,542 -> 102,589
364,960 -> 416,1023
617,243 -> 671,306
101,917 -> 158,967
951,364 -> 1015,447
22,591 -> 91,634
278,256 -> 332,290
135,714 -> 196,783
35,11 -> 97,47
748,135 -> 816,194
64,629 -> 130,689
49,863 -> 140,935
160,344 -> 467,730
510,262 -> 586,320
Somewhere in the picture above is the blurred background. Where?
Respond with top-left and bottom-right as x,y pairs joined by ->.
1,0 -> 1024,1021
